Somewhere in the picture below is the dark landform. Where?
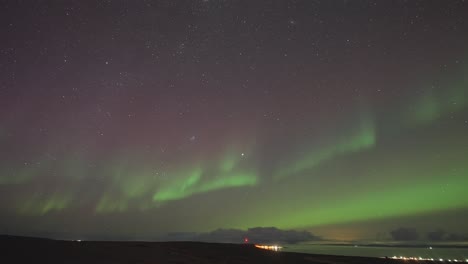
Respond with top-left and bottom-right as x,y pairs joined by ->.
1,235 -> 431,264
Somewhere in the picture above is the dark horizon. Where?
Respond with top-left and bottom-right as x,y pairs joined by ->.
2,226 -> 468,245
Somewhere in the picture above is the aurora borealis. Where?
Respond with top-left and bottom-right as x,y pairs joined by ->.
1,1 -> 468,241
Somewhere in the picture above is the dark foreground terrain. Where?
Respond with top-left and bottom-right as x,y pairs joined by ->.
1,235 -> 427,264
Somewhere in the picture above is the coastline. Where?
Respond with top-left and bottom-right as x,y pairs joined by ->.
0,235 -> 409,264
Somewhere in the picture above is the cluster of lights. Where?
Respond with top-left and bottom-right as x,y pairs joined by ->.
255,244 -> 282,251
389,256 -> 468,262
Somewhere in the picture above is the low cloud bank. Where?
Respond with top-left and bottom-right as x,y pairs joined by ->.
389,227 -> 468,242
427,229 -> 468,242
390,227 -> 419,241
163,227 -> 320,244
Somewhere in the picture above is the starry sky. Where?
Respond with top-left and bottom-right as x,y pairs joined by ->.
1,0 -> 468,242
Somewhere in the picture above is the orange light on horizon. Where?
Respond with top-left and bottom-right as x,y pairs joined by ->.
255,244 -> 282,251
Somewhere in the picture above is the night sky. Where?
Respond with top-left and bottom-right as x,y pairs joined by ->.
1,0 -> 468,242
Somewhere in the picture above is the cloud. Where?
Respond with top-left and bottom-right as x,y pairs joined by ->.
446,233 -> 468,241
427,229 -> 446,241
163,227 -> 320,244
390,227 -> 419,241
426,230 -> 468,242
244,227 -> 318,244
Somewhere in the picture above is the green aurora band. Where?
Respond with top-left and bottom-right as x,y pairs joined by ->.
152,171 -> 257,202
148,153 -> 258,203
274,109 -> 376,180
401,66 -> 467,126
94,148 -> 258,213
410,84 -> 467,125
233,170 -> 468,230
2,70 -> 467,236
19,193 -> 73,216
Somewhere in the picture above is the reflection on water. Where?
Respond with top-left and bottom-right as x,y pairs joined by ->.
284,244 -> 468,260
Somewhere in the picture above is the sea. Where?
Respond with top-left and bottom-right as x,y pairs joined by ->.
283,243 -> 468,261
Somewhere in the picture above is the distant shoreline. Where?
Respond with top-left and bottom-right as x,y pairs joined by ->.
0,235 -> 409,264
307,243 -> 468,249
